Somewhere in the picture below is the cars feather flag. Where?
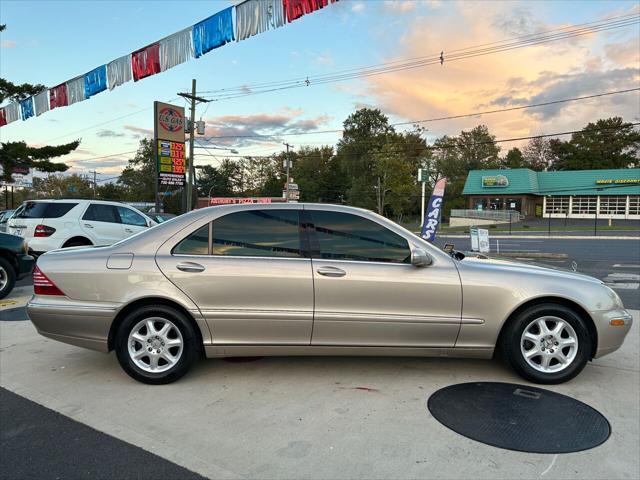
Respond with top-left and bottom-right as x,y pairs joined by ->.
421,177 -> 447,241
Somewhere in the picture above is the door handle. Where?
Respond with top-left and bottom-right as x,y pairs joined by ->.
84,223 -> 94,228
317,266 -> 346,277
124,228 -> 133,233
176,262 -> 205,273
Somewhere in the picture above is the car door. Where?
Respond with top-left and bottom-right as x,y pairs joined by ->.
306,207 -> 462,348
116,206 -> 149,239
156,207 -> 314,345
80,204 -> 122,245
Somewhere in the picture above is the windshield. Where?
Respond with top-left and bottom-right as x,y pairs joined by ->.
14,201 -> 77,219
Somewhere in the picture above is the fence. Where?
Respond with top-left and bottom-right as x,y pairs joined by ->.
450,209 -> 521,223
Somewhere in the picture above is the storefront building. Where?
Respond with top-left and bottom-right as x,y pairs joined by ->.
462,168 -> 640,219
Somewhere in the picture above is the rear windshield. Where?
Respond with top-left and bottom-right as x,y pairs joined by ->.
14,202 -> 78,219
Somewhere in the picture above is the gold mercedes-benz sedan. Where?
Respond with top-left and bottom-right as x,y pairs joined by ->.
27,204 -> 632,384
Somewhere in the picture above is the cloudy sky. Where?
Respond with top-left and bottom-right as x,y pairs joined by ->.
1,0 -> 638,179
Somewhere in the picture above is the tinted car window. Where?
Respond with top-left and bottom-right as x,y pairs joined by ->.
174,224 -> 210,255
83,204 -> 120,223
117,207 -> 147,226
309,211 -> 410,263
212,210 -> 302,258
15,202 -> 77,219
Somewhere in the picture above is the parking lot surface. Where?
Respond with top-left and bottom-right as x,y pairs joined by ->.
1,309 -> 638,479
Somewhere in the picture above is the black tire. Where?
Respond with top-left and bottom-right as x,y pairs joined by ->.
501,303 -> 592,384
115,305 -> 201,385
0,257 -> 16,300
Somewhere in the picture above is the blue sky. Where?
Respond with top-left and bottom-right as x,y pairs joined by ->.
1,0 -> 638,180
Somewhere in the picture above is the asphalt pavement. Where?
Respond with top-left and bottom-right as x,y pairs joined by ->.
0,387 -> 205,480
435,236 -> 640,310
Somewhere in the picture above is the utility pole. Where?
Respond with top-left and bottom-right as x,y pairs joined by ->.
283,142 -> 293,203
178,79 -> 210,213
89,170 -> 98,198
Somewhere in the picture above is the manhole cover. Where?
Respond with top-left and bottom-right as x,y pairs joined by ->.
427,382 -> 610,453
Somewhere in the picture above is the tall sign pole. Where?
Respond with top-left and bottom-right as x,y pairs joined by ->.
418,168 -> 426,227
178,79 -> 210,213
283,142 -> 293,203
154,101 -> 187,213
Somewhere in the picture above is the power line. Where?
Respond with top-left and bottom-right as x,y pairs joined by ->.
197,16 -> 639,101
201,88 -> 640,139
184,122 -> 640,161
198,12 -> 640,96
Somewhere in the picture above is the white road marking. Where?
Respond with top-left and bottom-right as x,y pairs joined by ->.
613,264 -> 640,268
540,454 -> 558,477
606,273 -> 640,281
604,282 -> 640,290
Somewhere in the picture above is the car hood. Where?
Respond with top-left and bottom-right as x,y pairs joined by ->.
459,255 -> 603,285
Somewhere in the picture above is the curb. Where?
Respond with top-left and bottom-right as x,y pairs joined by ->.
437,234 -> 640,240
492,252 -> 569,259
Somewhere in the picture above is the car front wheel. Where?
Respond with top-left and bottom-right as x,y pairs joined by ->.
115,305 -> 201,384
502,303 -> 592,384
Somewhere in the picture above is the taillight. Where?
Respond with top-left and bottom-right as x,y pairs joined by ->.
34,225 -> 56,237
33,266 -> 65,296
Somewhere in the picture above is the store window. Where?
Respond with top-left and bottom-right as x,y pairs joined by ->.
629,196 -> 640,216
545,196 -> 569,214
571,196 -> 597,215
599,196 -> 627,215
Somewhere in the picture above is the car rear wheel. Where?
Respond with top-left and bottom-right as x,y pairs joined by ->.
0,258 -> 16,300
501,304 -> 592,384
115,305 -> 201,384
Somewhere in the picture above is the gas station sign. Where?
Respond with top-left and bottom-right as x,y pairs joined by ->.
154,101 -> 186,186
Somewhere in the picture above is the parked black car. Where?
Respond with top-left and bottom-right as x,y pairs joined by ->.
0,232 -> 35,299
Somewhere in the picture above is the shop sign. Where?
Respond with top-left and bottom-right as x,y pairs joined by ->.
595,179 -> 640,185
482,175 -> 509,188
210,197 -> 274,205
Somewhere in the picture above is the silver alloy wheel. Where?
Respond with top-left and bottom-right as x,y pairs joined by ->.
520,316 -> 578,373
0,266 -> 7,292
127,317 -> 184,373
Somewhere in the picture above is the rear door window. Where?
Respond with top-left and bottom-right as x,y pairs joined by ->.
174,224 -> 210,255
83,204 -> 120,223
212,210 -> 302,258
308,210 -> 410,263
14,202 -> 77,219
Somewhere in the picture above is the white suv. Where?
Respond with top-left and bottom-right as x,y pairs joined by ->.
7,199 -> 157,255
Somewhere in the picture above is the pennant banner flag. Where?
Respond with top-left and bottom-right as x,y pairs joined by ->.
0,0 -> 339,126
84,65 -> 108,98
49,83 -> 68,110
107,54 -> 133,90
160,28 -> 194,72
421,177 -> 447,241
236,0 -> 286,41
20,97 -> 35,120
33,90 -> 50,116
193,6 -> 235,58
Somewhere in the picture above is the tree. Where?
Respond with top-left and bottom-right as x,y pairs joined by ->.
0,141 -> 79,182
32,174 -> 93,198
196,160 -> 242,198
549,117 -> 639,170
501,147 -> 525,169
290,146 -> 348,203
522,136 -> 553,171
336,108 -> 395,209
431,125 -> 501,214
97,182 -> 126,201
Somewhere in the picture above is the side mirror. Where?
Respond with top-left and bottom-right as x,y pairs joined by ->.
147,219 -> 154,227
411,247 -> 432,267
